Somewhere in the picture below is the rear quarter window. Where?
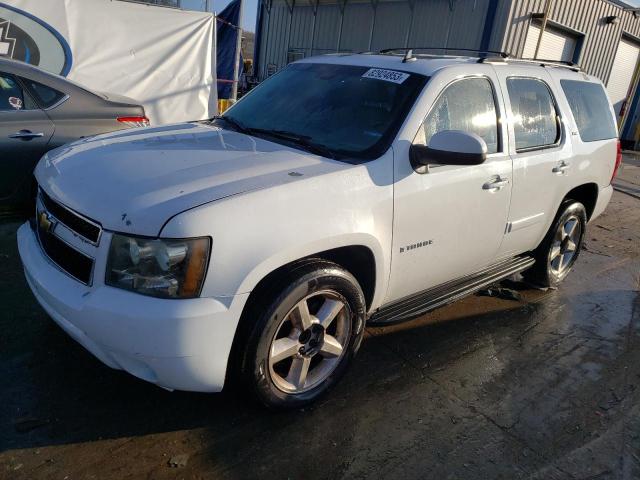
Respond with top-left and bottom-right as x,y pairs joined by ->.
560,80 -> 617,142
22,78 -> 67,109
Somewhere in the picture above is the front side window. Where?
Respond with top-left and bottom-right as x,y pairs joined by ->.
507,77 -> 560,151
415,77 -> 499,154
560,80 -> 617,142
222,63 -> 428,161
0,73 -> 37,111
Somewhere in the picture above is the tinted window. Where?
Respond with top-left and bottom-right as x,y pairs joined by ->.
507,78 -> 559,151
0,73 -> 37,111
415,77 -> 499,153
223,63 -> 427,161
560,80 -> 617,142
23,79 -> 66,109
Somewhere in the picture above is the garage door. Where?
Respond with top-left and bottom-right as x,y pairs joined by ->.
607,38 -> 640,117
522,23 -> 577,62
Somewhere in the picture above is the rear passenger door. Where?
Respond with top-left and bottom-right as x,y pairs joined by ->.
0,72 -> 54,204
493,67 -> 568,258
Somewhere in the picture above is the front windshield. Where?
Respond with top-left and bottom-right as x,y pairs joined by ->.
221,62 -> 427,161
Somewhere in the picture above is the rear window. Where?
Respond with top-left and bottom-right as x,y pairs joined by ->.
560,80 -> 617,142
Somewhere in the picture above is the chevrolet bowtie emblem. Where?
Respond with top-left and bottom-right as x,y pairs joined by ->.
38,210 -> 55,233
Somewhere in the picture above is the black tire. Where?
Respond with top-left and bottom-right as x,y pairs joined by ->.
238,260 -> 366,409
523,200 -> 587,288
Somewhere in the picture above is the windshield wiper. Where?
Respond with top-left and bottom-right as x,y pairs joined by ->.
211,119 -> 338,159
211,115 -> 251,135
246,128 -> 337,159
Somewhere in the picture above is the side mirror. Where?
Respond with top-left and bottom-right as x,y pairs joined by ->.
410,130 -> 488,171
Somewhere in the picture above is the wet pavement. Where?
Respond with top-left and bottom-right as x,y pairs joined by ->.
1,158 -> 639,479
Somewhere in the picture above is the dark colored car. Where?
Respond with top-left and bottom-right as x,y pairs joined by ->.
0,58 -> 149,212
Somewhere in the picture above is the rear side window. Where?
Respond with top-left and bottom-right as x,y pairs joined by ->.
0,73 -> 37,111
560,80 -> 617,142
22,79 -> 66,109
506,78 -> 560,151
416,77 -> 500,153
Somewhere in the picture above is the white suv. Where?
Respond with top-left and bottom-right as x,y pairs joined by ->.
18,51 -> 622,408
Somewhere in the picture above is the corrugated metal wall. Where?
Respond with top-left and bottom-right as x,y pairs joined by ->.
498,0 -> 640,83
255,0 -> 493,79
254,0 -> 640,140
257,0 -> 640,83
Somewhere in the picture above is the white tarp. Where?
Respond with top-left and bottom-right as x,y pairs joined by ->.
0,0 -> 216,124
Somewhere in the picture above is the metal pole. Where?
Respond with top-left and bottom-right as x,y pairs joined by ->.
533,0 -> 552,59
231,0 -> 244,101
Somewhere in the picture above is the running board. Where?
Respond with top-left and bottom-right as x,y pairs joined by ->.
368,255 -> 535,326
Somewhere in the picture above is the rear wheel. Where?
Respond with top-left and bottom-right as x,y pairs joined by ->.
239,260 -> 366,409
524,200 -> 587,287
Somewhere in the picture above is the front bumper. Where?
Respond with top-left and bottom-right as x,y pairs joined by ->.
18,222 -> 248,392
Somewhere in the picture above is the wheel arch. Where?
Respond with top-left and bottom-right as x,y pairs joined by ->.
225,244 -> 379,390
244,244 -> 378,313
563,182 -> 598,220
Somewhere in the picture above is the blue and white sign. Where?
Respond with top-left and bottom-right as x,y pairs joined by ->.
0,2 -> 72,76
0,0 -> 216,124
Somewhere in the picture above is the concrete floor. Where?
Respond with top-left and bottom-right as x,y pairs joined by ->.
0,157 -> 638,480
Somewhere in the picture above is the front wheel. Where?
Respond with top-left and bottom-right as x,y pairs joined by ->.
524,200 -> 587,287
239,260 -> 366,409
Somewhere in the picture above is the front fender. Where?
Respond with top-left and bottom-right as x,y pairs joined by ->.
234,232 -> 388,309
160,154 -> 394,309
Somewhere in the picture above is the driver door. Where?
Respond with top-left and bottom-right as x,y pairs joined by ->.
386,69 -> 512,304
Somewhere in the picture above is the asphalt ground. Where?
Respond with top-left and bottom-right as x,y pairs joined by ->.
0,155 -> 638,480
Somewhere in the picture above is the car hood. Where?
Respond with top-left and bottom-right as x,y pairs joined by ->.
35,122 -> 348,236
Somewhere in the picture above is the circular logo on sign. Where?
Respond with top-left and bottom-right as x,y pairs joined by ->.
0,4 -> 72,76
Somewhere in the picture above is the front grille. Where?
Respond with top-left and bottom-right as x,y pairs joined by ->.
36,217 -> 94,284
39,189 -> 101,244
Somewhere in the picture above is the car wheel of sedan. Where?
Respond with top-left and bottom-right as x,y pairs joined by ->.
524,200 -> 587,288
240,260 -> 366,409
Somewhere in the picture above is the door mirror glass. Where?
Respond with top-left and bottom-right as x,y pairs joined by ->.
410,130 -> 487,168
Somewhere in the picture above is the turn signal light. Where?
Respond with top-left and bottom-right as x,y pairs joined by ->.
117,116 -> 150,128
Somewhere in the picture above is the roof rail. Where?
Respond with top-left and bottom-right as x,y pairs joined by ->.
376,47 -> 581,72
379,47 -> 510,58
500,57 -> 581,72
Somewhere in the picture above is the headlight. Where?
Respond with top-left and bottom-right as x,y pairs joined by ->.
106,234 -> 210,299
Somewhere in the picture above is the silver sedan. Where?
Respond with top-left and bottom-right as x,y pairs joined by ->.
0,58 -> 148,212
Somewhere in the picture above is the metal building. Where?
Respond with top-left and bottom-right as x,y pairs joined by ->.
253,0 -> 640,146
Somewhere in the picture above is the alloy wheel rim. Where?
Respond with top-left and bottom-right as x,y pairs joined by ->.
549,215 -> 581,275
268,290 -> 351,394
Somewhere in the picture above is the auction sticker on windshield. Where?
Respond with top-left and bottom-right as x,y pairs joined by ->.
362,68 -> 409,84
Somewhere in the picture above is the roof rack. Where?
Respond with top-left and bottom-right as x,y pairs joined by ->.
378,47 -> 510,59
516,57 -> 581,71
376,47 -> 581,72
482,56 -> 581,72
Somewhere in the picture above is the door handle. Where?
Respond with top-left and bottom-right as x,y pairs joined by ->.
483,177 -> 510,191
552,161 -> 570,174
9,130 -> 44,140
